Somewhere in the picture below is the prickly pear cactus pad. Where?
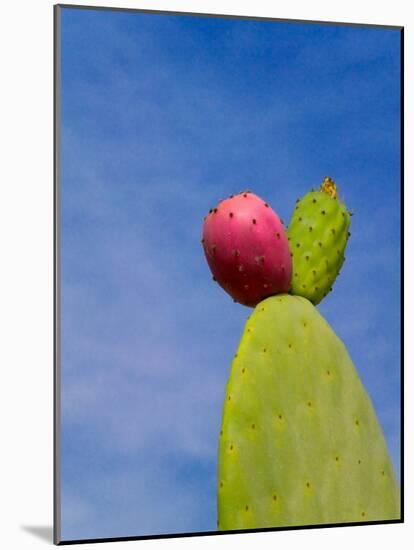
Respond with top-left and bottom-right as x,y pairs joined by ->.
287,177 -> 351,305
217,295 -> 400,530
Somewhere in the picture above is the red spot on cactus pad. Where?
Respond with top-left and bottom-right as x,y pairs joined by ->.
201,192 -> 292,307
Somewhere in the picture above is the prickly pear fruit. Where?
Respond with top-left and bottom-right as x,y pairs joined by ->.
202,192 -> 292,307
287,177 -> 351,305
218,295 -> 400,530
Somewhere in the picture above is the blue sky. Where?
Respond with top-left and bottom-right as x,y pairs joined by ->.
59,7 -> 401,541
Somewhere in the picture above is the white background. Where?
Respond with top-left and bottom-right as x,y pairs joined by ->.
0,0 -> 411,548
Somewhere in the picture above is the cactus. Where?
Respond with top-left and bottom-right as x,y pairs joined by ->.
200,182 -> 399,531
202,191 -> 292,307
217,294 -> 400,530
287,177 -> 351,305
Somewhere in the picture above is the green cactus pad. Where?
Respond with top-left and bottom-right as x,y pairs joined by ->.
287,178 -> 351,305
217,295 -> 400,530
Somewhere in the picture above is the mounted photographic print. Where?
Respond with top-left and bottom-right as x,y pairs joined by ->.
54,4 -> 403,544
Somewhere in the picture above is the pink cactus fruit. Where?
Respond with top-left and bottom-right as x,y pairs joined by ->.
201,191 -> 292,307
